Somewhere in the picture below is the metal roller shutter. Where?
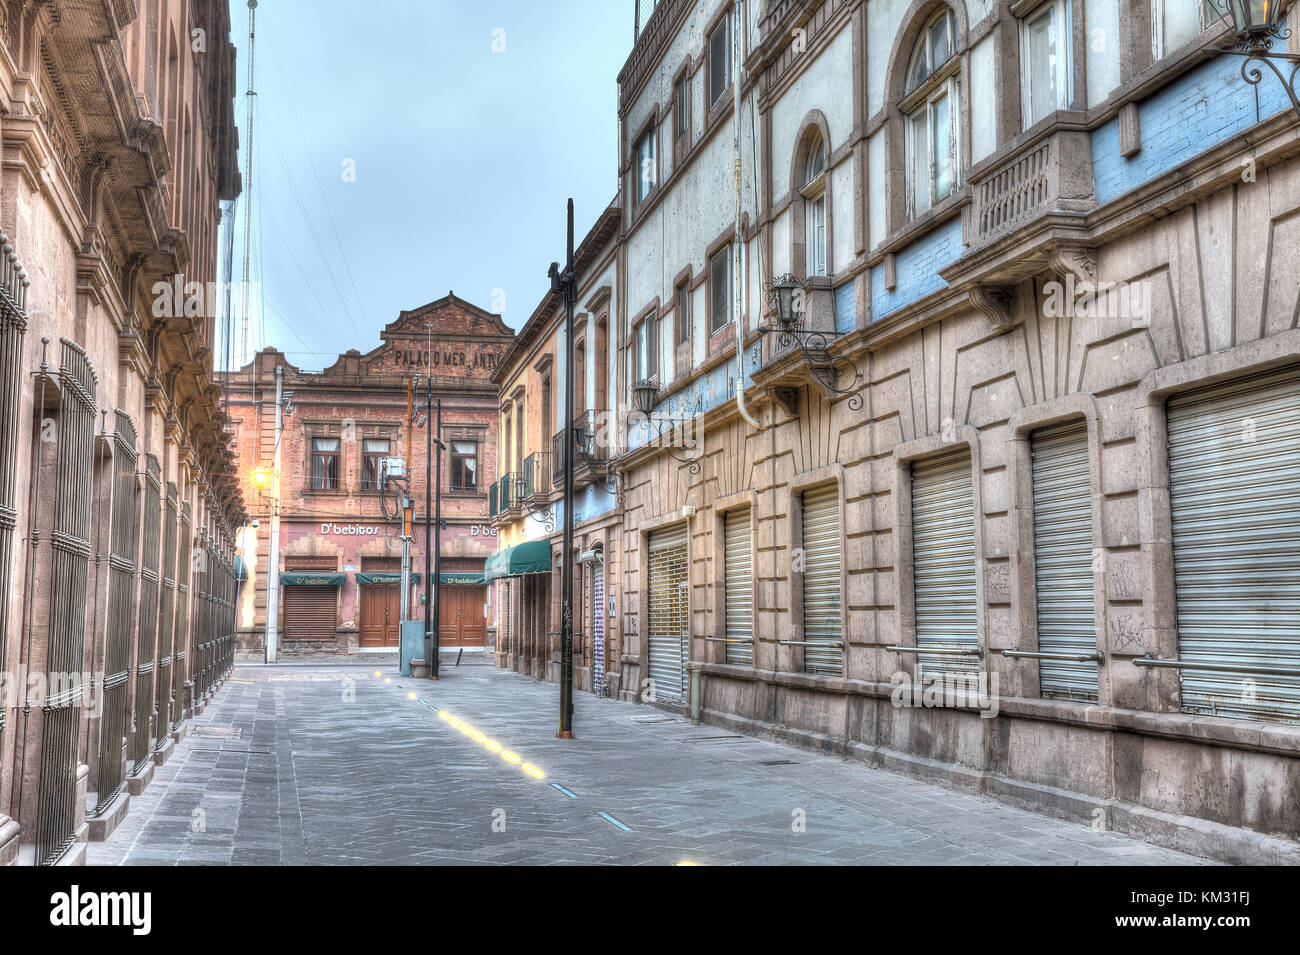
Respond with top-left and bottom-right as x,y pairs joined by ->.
724,507 -> 754,666
1168,367 -> 1300,722
912,450 -> 979,676
647,524 -> 688,702
592,562 -> 606,696
1031,420 -> 1099,701
283,586 -> 337,641
802,485 -> 843,674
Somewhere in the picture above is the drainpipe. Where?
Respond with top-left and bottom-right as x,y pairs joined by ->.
734,0 -> 760,431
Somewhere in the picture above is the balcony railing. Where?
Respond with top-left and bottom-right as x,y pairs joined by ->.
519,452 -> 551,501
489,472 -> 519,519
965,129 -> 1095,251
552,429 -> 567,489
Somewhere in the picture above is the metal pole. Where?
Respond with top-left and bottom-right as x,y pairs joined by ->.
432,398 -> 442,679
265,364 -> 282,664
559,199 -> 576,739
399,501 -> 411,626
423,364 -> 432,671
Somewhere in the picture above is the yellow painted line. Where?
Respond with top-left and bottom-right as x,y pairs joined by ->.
521,763 -> 546,779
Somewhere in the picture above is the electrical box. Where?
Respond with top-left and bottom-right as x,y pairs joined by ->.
382,456 -> 406,480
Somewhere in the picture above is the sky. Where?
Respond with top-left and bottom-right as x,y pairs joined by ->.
222,0 -> 634,372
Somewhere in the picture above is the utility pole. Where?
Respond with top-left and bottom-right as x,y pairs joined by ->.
423,324 -> 434,675
432,398 -> 444,678
551,199 -> 577,739
265,363 -> 282,664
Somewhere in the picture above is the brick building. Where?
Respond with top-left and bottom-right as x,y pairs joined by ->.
226,294 -> 512,655
0,0 -> 243,865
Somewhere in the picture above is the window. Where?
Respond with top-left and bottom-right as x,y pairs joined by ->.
803,133 -> 828,277
1153,0 -> 1211,60
635,127 -> 657,204
708,12 -> 732,108
676,281 -> 691,346
1020,0 -> 1072,127
675,73 -> 689,140
710,245 -> 732,333
904,9 -> 960,219
450,441 -> 478,492
311,437 -> 340,490
361,438 -> 390,491
635,313 -> 658,383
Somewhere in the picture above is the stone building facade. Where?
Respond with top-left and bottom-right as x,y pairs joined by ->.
489,205 -> 623,698
226,295 -> 512,655
494,0 -> 1300,863
0,0 -> 243,865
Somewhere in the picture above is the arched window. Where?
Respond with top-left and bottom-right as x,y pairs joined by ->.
802,132 -> 828,277
904,7 -> 960,219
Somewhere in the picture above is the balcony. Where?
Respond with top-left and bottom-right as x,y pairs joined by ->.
941,128 -> 1098,318
489,472 -> 520,523
960,129 -> 1095,263
518,452 -> 552,505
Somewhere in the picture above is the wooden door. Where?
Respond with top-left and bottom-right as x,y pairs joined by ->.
439,587 -> 486,647
360,584 -> 400,647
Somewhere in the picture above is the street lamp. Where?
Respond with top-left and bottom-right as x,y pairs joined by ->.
771,273 -> 800,329
1219,0 -> 1288,36
1209,1 -> 1300,115
633,380 -> 657,416
251,466 -> 271,489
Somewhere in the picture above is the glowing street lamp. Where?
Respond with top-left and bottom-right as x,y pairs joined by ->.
251,466 -> 271,489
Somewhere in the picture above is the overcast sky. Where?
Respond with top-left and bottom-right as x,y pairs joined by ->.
223,0 -> 632,371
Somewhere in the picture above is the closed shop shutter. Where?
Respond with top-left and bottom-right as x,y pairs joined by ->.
1031,420 -> 1099,701
912,449 -> 979,676
283,586 -> 337,640
801,486 -> 842,674
724,507 -> 754,666
647,524 -> 688,702
592,562 -> 606,696
1168,368 -> 1300,722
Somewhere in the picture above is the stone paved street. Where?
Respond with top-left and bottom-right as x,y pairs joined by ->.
87,663 -> 1211,866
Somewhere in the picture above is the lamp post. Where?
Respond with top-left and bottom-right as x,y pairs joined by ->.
431,398 -> 444,679
549,199 -> 577,739
423,330 -> 434,676
1209,1 -> 1300,114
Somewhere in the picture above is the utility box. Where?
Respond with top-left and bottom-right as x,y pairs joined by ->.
400,620 -> 425,677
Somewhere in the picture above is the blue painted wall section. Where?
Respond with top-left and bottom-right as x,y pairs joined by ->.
870,216 -> 963,322
626,345 -> 762,452
834,280 -> 856,334
1092,53 -> 1291,206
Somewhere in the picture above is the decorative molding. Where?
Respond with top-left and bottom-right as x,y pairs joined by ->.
968,284 -> 1018,327
1048,245 -> 1098,286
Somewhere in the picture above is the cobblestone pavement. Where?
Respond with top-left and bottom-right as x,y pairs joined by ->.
87,663 -> 1211,866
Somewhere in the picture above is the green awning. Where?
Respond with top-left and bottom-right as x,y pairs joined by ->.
484,541 -> 552,581
280,572 -> 345,586
355,571 -> 420,586
234,556 -> 247,582
440,572 -> 485,586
